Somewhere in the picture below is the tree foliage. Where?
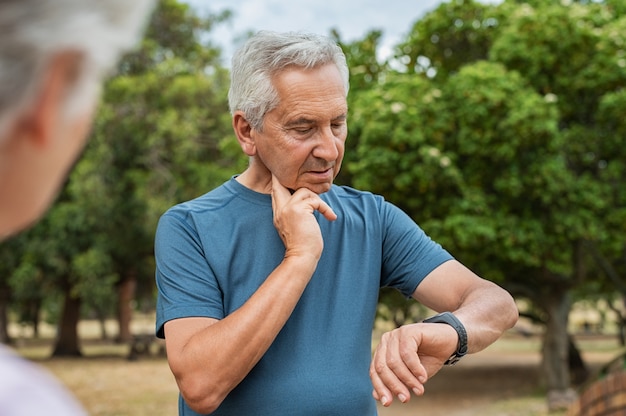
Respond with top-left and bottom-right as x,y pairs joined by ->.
348,0 -> 626,404
0,0 -> 238,353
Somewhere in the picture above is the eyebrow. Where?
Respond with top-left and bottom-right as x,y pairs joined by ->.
284,117 -> 316,127
284,113 -> 347,127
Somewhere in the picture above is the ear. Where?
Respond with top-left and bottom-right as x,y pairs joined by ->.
15,51 -> 83,148
232,111 -> 257,157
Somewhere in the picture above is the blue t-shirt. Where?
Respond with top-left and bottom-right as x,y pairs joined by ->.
155,177 -> 453,415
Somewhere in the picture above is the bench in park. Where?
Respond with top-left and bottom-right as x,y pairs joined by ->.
127,333 -> 166,360
568,352 -> 626,416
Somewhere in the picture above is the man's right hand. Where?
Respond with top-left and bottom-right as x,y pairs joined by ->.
164,178 -> 337,414
271,175 -> 337,262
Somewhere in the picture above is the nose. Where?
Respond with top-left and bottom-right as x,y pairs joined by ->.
312,125 -> 340,161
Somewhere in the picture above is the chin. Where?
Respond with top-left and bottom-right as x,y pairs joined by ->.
303,183 -> 333,195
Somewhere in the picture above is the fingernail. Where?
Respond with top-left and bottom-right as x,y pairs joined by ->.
398,394 -> 407,403
413,387 -> 422,396
381,396 -> 390,406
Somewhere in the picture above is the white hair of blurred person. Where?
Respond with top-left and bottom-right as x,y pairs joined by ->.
0,0 -> 153,138
0,0 -> 155,239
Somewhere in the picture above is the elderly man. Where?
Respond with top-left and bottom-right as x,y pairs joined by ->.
155,30 -> 518,415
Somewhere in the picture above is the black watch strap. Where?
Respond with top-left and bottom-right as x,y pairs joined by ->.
422,311 -> 468,365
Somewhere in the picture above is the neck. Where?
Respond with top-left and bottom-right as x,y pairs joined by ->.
235,167 -> 272,194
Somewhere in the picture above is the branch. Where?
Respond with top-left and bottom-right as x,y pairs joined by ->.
583,240 -> 626,294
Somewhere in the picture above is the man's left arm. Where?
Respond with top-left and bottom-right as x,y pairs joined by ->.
370,259 -> 518,407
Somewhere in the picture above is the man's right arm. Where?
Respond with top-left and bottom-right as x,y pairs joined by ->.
164,254 -> 316,414
164,176 -> 337,414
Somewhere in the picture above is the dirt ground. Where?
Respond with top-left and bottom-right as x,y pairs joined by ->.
377,337 -> 621,416
17,333 -> 624,416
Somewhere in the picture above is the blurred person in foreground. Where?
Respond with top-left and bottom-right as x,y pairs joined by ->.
155,30 -> 519,416
0,0 -> 154,414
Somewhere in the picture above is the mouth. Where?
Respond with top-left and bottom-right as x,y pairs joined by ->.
307,168 -> 334,179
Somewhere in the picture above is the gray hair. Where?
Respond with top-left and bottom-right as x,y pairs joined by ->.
0,0 -> 154,139
228,31 -> 350,131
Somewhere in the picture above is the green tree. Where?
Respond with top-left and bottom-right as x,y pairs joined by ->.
0,0 -> 237,355
60,0 -> 235,348
0,237 -> 18,342
395,0 -> 503,80
347,0 -> 626,409
332,28 -> 389,187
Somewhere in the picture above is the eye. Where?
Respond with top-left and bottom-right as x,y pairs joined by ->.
331,121 -> 346,132
287,124 -> 315,137
330,115 -> 347,131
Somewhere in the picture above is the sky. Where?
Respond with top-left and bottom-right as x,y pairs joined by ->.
183,0 -> 448,64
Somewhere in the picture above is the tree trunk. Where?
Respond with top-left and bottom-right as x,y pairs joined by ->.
96,307 -> 109,341
29,299 -> 42,339
0,282 -> 11,344
116,273 -> 136,343
52,290 -> 82,357
621,297 -> 626,347
608,298 -> 626,346
541,288 -> 576,411
568,335 -> 589,385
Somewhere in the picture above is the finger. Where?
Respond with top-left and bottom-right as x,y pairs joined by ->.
273,176 -> 337,222
388,335 -> 427,395
313,198 -> 337,222
370,367 -> 394,406
371,333 -> 419,404
403,351 -> 428,387
371,359 -> 409,405
381,334 -> 417,402
271,175 -> 292,210
370,344 -> 395,406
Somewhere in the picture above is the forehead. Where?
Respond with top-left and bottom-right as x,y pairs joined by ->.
270,64 -> 347,121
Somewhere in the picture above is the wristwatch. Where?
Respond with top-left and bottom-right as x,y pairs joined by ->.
422,312 -> 468,365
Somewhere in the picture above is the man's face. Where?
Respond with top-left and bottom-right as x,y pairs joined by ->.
251,63 -> 348,194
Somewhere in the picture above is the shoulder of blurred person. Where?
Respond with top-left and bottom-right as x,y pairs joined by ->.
0,345 -> 87,415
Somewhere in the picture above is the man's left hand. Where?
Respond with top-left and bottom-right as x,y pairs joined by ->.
369,322 -> 457,406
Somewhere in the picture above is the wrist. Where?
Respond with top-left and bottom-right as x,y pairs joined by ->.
422,312 -> 468,365
281,253 -> 319,278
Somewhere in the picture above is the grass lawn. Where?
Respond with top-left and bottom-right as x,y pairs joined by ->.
11,323 -> 626,416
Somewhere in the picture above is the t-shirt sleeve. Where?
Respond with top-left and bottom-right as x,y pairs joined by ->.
154,210 -> 225,338
379,201 -> 454,298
